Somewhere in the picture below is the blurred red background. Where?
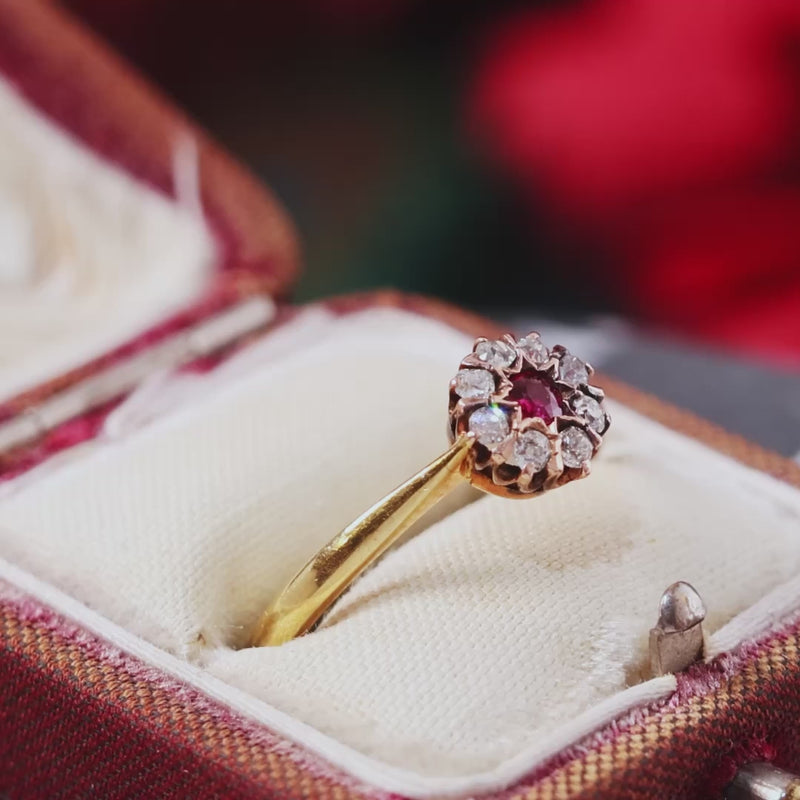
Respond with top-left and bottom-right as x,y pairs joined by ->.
62,0 -> 800,364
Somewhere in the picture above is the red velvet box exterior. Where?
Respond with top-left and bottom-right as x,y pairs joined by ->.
4,4 -> 800,799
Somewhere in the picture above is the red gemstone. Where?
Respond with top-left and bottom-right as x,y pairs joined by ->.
508,369 -> 564,423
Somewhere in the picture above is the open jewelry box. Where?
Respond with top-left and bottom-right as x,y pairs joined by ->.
3,4 -> 800,799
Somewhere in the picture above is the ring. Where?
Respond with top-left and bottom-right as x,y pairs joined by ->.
251,332 -> 610,646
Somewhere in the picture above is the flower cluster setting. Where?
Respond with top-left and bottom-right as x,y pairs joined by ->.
449,333 -> 609,497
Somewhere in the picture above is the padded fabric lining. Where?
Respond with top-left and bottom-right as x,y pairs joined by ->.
1,309 -> 800,784
0,77 -> 215,401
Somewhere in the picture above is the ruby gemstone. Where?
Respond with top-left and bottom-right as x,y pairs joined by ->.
508,369 -> 565,424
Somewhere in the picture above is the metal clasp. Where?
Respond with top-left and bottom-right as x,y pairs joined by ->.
649,581 -> 706,677
725,762 -> 800,800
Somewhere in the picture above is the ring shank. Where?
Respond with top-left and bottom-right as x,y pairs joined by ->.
250,435 -> 472,646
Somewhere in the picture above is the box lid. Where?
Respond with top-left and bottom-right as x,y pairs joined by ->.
0,0 -> 299,405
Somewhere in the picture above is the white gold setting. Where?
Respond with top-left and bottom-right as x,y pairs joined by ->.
448,332 -> 609,497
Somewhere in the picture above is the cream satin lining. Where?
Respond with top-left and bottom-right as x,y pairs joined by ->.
0,78 -> 215,401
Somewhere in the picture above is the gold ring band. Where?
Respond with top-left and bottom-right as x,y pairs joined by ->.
250,331 -> 610,647
251,435 -> 472,646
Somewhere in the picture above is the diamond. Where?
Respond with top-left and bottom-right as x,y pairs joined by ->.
508,369 -> 565,424
570,394 -> 606,433
475,339 -> 516,369
559,353 -> 589,387
468,406 -> 509,449
454,369 -> 495,400
518,334 -> 549,366
561,427 -> 593,468
508,430 -> 550,470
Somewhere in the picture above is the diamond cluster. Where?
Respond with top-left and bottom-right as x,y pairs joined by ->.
449,333 -> 609,496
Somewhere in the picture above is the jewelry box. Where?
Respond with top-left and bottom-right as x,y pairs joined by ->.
2,4 -> 800,799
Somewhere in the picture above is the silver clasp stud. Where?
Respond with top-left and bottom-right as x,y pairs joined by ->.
649,581 -> 706,677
